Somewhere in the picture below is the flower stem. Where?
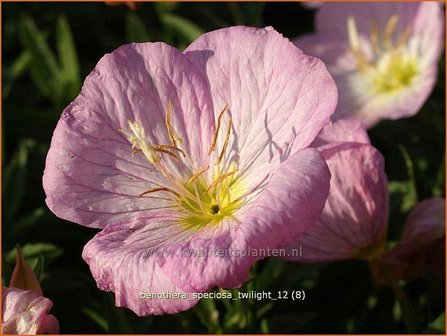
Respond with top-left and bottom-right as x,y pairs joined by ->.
380,263 -> 420,333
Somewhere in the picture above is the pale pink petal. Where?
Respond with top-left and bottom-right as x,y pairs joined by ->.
372,197 -> 445,285
82,213 -> 199,316
284,142 -> 388,262
311,119 -> 370,147
2,287 -> 59,335
185,26 -> 337,189
38,314 -> 59,334
293,35 -> 358,76
159,148 -> 331,292
316,2 -> 444,66
316,3 -> 420,41
43,42 -> 215,228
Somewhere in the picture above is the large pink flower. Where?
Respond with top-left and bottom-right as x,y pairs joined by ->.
295,2 -> 444,128
2,287 -> 59,335
284,119 -> 389,262
43,26 -> 337,315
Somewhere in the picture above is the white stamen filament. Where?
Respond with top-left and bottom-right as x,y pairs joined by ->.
347,16 -> 360,52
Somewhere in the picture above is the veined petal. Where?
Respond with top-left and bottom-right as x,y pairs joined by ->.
237,148 -> 331,248
43,42 -> 215,228
159,148 -> 331,292
284,140 -> 388,262
82,213 -> 199,316
185,26 -> 337,188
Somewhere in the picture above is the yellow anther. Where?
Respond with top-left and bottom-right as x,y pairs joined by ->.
186,165 -> 210,185
153,147 -> 179,161
383,15 -> 399,49
218,117 -> 232,163
369,19 -> 380,55
153,145 -> 186,158
208,104 -> 228,155
165,102 -> 183,147
207,170 -> 238,192
396,25 -> 412,50
139,187 -> 179,198
132,148 -> 143,155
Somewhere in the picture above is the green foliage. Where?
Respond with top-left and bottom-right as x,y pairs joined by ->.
56,15 -> 81,100
3,139 -> 35,224
16,14 -> 80,105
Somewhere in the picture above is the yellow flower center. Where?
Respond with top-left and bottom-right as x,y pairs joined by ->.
372,53 -> 418,94
179,162 -> 246,230
122,103 -> 246,231
347,15 -> 419,95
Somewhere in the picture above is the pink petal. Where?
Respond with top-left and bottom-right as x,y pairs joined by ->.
311,119 -> 370,147
284,140 -> 388,262
2,287 -> 59,334
159,148 -> 331,292
400,197 -> 445,244
315,2 -> 444,64
316,3 -> 422,41
82,213 -> 199,316
43,42 -> 215,228
296,3 -> 444,128
83,148 -> 329,299
372,197 -> 445,285
158,231 -> 253,293
185,26 -> 337,189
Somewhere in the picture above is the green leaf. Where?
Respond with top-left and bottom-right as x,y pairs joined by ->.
160,13 -> 203,44
83,308 -> 109,332
3,139 -> 35,223
104,293 -> 133,333
3,51 -> 31,98
260,318 -> 269,334
389,180 -> 418,214
398,145 -> 418,201
17,15 -> 63,101
6,243 -> 63,265
30,255 -> 45,283
425,312 -> 445,333
126,12 -> 150,42
56,15 -> 80,100
11,207 -> 46,240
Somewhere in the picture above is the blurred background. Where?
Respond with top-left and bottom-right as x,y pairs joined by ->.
2,2 -> 445,333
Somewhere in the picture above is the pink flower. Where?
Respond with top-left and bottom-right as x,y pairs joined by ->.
284,119 -> 445,284
295,3 -> 444,127
284,119 -> 389,262
2,287 -> 59,335
43,26 -> 337,315
371,197 -> 445,285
